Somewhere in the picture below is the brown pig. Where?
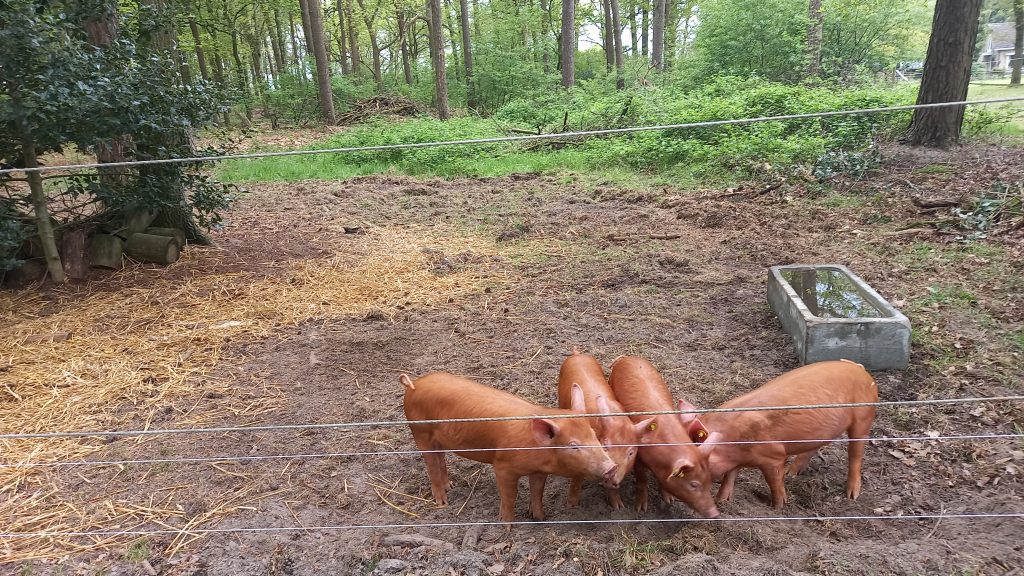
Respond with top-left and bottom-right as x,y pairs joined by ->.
699,359 -> 878,509
401,372 -> 618,522
557,352 -> 655,509
607,356 -> 720,518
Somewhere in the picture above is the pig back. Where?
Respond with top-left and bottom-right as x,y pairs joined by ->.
608,356 -> 676,412
716,361 -> 877,443
404,372 -> 563,454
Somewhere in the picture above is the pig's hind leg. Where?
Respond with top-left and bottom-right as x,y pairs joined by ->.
529,473 -> 548,520
413,434 -> 452,505
845,413 -> 873,500
787,449 -> 818,476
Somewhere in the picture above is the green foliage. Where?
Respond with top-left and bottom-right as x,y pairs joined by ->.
694,0 -> 809,82
820,0 -> 935,79
262,73 -> 375,127
0,197 -> 33,272
225,79 -> 917,183
0,0 -> 233,269
952,181 -> 1024,241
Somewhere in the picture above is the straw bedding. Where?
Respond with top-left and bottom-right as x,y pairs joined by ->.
0,226 -> 503,562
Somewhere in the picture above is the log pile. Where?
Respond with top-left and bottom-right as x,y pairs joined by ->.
335,95 -> 425,125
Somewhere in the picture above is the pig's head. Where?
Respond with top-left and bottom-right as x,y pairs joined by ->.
658,450 -> 720,519
595,394 -> 654,487
532,384 -> 618,487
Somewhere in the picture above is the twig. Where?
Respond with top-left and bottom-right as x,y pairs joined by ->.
457,469 -> 483,517
606,233 -> 682,242
713,181 -> 784,199
910,195 -> 961,210
375,488 -> 420,518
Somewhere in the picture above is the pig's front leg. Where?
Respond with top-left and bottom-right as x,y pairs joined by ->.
495,468 -> 521,522
633,462 -> 650,512
605,486 -> 624,510
760,462 -> 788,509
716,468 -> 738,502
528,472 -> 548,520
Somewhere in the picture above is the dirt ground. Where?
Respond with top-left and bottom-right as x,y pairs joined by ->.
4,142 -> 1024,576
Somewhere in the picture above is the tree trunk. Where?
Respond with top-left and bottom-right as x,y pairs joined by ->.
807,0 -> 823,78
904,0 -> 983,148
602,0 -> 613,72
663,0 -> 678,70
301,0 -> 337,123
610,0 -> 625,88
346,1 -> 363,75
273,9 -> 288,71
398,9 -> 414,84
336,0 -> 351,74
641,0 -> 649,56
651,0 -> 664,70
141,0 -> 212,245
443,0 -> 462,82
472,0 -> 480,38
299,0 -> 316,65
1013,0 -> 1023,85
21,133 -> 65,283
628,0 -> 638,56
83,5 -> 130,187
427,0 -> 450,119
353,0 -> 382,83
459,0 -> 475,106
560,0 -> 575,87
289,10 -> 303,65
189,17 -> 210,81
540,0 -> 551,73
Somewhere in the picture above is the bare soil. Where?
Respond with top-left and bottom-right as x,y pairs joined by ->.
8,143 -> 1024,576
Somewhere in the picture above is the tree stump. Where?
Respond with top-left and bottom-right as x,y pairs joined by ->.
144,227 -> 186,249
89,234 -> 124,269
60,228 -> 89,279
124,233 -> 180,265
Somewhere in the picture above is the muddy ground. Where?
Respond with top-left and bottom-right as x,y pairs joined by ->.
7,143 -> 1024,576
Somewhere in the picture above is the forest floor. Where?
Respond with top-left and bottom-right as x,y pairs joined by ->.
3,140 -> 1024,576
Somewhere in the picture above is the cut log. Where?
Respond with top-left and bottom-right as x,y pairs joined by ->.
2,260 -> 46,288
89,234 -> 124,269
23,331 -> 72,344
60,228 -> 89,279
124,233 -> 180,265
144,227 -> 186,248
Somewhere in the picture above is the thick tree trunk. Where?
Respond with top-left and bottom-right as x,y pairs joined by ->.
651,0 -> 664,70
301,0 -> 337,123
1013,0 -> 1023,85
398,10 -> 414,84
21,133 -> 65,283
427,0 -> 450,119
807,0 -> 823,78
663,0 -> 678,70
904,0 -> 983,148
459,0 -> 475,106
641,1 -> 648,56
83,6 -> 131,186
336,0 -> 351,74
189,17 -> 210,81
610,0 -> 625,88
141,0 -> 213,245
560,0 -> 575,87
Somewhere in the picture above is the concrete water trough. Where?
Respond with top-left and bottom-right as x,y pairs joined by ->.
767,264 -> 911,371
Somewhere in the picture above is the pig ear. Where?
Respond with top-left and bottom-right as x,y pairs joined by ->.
569,383 -> 586,413
677,399 -> 698,425
634,417 -> 657,442
666,461 -> 695,482
699,431 -> 721,454
688,418 -> 710,444
532,418 -> 559,445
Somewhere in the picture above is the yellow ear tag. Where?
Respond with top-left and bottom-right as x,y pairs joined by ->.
675,469 -> 687,478
695,430 -> 708,441
648,423 -> 657,431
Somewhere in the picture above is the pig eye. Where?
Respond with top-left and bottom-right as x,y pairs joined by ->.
569,441 -> 580,450
689,480 -> 701,489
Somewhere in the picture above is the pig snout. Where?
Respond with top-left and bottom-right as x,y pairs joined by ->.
601,462 -> 620,488
702,504 -> 721,519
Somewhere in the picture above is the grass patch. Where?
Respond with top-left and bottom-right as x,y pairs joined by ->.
613,530 -> 664,572
920,286 -> 978,307
124,540 -> 150,562
914,163 -> 954,175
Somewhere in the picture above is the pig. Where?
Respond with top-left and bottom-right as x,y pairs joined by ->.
607,356 -> 720,518
556,352 -> 655,509
401,372 -> 618,522
699,359 -> 878,509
